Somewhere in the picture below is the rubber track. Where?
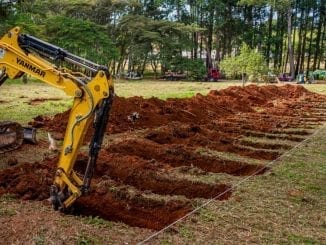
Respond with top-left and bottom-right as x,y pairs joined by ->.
0,121 -> 24,154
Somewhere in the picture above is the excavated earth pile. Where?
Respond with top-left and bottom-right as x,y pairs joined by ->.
1,84 -> 326,230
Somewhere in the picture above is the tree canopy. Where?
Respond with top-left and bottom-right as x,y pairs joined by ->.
220,43 -> 268,82
0,0 -> 324,78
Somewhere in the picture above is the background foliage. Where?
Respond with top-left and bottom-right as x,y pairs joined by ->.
0,0 -> 324,78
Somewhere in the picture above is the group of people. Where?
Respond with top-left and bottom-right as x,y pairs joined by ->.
278,72 -> 314,84
297,73 -> 314,84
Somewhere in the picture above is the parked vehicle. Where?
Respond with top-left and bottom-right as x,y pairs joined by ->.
125,71 -> 143,80
313,70 -> 326,80
160,71 -> 187,81
204,68 -> 221,82
278,73 -> 293,82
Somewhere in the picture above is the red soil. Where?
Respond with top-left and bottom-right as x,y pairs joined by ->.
31,85 -> 321,135
76,153 -> 232,200
0,157 -> 192,230
74,190 -> 191,230
1,84 -> 325,230
107,139 -> 270,175
0,160 -> 55,200
143,122 -> 280,160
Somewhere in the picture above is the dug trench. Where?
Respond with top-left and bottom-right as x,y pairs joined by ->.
0,149 -> 236,230
0,158 -> 192,230
0,84 -> 325,230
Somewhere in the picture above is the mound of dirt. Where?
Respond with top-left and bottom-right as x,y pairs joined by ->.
0,160 -> 55,200
214,84 -> 313,106
30,85 -> 316,136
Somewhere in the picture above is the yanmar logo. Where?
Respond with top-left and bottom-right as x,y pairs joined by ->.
16,58 -> 45,77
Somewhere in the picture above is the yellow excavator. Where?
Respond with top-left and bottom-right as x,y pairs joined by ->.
0,27 -> 114,211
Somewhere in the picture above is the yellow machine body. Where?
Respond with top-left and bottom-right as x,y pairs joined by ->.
0,27 -> 114,209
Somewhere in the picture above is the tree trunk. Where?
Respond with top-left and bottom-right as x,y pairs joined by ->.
295,7 -> 304,76
215,32 -> 221,63
274,12 -> 282,69
266,6 -> 273,66
318,24 -> 325,69
290,2 -> 298,73
193,32 -> 198,59
287,7 -> 295,79
140,54 -> 148,75
206,8 -> 214,68
283,40 -> 289,73
200,34 -> 203,59
306,11 -> 315,76
312,3 -> 324,70
111,60 -> 116,76
299,8 -> 309,73
278,36 -> 284,71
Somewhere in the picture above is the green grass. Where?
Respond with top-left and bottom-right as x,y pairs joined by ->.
0,82 -> 71,123
33,231 -> 46,245
178,225 -> 194,240
241,136 -> 297,147
76,234 -> 95,245
0,79 -> 242,124
114,79 -> 243,99
0,193 -> 17,201
154,125 -> 326,244
196,147 -> 269,165
0,207 -> 16,217
2,79 -> 324,124
287,234 -> 320,244
302,83 -> 326,94
198,207 -> 216,222
81,216 -> 112,228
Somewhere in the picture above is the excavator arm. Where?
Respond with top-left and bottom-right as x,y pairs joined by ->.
0,27 -> 114,210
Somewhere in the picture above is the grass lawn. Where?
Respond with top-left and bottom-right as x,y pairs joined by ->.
1,79 -> 325,123
0,79 -> 242,123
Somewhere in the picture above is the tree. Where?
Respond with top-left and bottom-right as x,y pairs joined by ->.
44,16 -> 118,66
287,5 -> 295,79
1,0 -> 324,79
220,43 -> 268,84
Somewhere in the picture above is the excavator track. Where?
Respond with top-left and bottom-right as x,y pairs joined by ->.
0,121 -> 24,154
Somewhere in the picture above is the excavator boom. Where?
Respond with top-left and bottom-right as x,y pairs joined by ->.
0,27 -> 114,210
